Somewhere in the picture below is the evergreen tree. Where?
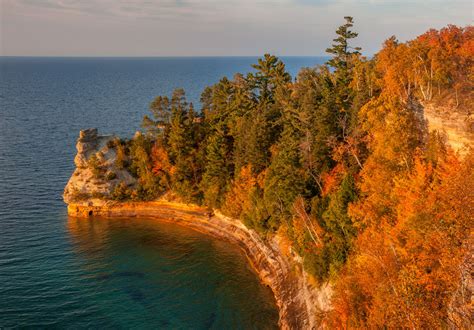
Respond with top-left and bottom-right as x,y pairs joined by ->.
249,53 -> 291,104
128,133 -> 161,199
233,54 -> 291,175
142,95 -> 171,140
200,133 -> 233,208
264,125 -> 308,230
320,173 -> 358,277
326,16 -> 361,94
326,16 -> 362,136
167,89 -> 201,201
294,67 -> 339,190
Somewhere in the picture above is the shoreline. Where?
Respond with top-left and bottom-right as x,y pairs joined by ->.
67,200 -> 330,329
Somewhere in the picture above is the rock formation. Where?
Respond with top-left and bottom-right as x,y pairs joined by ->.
63,129 -> 136,205
423,104 -> 474,154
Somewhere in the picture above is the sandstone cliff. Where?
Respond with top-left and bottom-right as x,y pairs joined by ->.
423,104 -> 474,154
63,128 -> 136,205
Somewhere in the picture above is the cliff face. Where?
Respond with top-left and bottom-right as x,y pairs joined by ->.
63,128 -> 136,204
64,129 -> 331,329
423,104 -> 474,154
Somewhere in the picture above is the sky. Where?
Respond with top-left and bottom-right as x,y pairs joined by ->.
0,0 -> 472,56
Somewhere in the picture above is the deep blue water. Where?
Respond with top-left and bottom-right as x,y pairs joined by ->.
0,56 -> 326,328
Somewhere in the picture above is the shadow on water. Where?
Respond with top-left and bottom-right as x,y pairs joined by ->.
94,271 -> 146,281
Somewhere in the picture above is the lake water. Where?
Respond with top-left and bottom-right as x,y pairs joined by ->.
0,56 -> 326,328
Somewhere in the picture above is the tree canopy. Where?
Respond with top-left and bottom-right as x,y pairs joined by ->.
102,18 -> 473,327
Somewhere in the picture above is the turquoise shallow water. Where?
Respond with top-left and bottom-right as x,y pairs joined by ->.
0,56 -> 326,328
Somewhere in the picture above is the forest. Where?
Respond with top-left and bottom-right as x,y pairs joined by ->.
100,18 -> 473,327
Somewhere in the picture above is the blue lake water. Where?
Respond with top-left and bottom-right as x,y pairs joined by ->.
0,56 -> 326,328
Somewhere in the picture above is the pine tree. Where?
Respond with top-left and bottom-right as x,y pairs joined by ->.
167,89 -> 201,201
320,173 -> 358,277
200,133 -> 233,208
294,67 -> 339,190
233,54 -> 291,175
263,125 -> 308,230
326,16 -> 362,139
142,95 -> 171,139
326,16 -> 361,92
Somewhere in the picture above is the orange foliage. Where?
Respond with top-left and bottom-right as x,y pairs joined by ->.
150,143 -> 172,188
328,150 -> 474,328
350,94 -> 425,228
376,25 -> 473,107
151,143 -> 171,175
376,37 -> 415,100
321,163 -> 346,196
222,165 -> 257,218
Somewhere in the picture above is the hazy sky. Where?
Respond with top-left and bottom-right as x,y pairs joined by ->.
1,0 -> 472,56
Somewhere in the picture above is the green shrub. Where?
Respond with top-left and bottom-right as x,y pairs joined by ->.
111,182 -> 131,201
88,154 -> 104,179
115,143 -> 127,169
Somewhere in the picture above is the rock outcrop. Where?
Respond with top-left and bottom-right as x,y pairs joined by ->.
63,130 -> 331,329
63,129 -> 136,204
423,104 -> 474,154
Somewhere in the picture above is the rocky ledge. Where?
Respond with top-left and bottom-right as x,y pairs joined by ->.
64,129 -> 331,329
423,104 -> 474,155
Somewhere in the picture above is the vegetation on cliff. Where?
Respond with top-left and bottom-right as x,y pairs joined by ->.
81,18 -> 473,327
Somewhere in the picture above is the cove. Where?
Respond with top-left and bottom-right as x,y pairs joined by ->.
67,216 -> 279,329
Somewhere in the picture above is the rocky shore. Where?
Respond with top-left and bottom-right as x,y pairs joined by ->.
64,129 -> 331,329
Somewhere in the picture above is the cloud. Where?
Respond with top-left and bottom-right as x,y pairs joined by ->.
13,0 -> 461,18
14,0 -> 202,19
2,0 -> 471,56
10,0 -> 310,22
292,0 -> 337,6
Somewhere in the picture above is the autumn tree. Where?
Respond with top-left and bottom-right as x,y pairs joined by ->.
329,149 -> 473,328
222,165 -> 257,218
350,94 -> 427,228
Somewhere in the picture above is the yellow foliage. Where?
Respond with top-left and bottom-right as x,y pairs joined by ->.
222,165 -> 257,218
